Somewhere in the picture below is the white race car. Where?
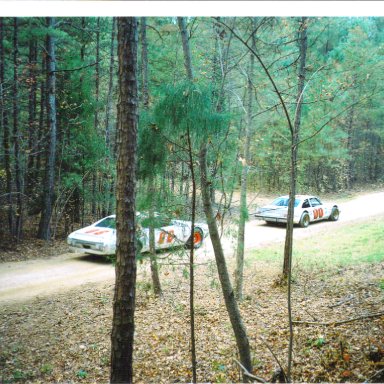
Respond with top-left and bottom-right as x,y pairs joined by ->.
254,195 -> 340,228
67,213 -> 209,255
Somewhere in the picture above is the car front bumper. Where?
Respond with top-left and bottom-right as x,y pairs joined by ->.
68,238 -> 116,255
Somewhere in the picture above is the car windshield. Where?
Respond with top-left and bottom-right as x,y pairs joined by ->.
95,217 -> 116,229
94,214 -> 172,230
138,214 -> 171,228
271,197 -> 300,207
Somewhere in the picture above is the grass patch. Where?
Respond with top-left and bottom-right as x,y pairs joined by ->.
249,215 -> 384,270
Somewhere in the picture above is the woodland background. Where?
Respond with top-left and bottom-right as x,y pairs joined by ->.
0,16 -> 383,244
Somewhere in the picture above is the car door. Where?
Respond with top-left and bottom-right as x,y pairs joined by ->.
309,197 -> 325,221
155,216 -> 178,250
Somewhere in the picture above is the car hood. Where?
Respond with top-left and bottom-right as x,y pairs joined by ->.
68,226 -> 116,242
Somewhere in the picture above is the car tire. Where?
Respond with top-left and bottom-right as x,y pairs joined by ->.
186,227 -> 204,249
299,212 -> 310,228
329,206 -> 340,221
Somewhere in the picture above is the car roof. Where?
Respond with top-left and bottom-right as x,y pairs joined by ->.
277,195 -> 316,200
100,212 -> 157,220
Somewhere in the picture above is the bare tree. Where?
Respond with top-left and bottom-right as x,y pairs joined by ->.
283,17 -> 308,380
199,143 -> 253,379
235,19 -> 256,301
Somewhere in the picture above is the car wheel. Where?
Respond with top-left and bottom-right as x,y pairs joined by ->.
329,207 -> 340,221
187,227 -> 204,249
299,212 -> 310,228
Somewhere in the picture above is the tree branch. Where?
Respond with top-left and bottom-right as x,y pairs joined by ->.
234,359 -> 266,383
367,367 -> 384,383
260,336 -> 288,383
293,311 -> 384,326
215,17 -> 294,135
52,61 -> 101,73
297,90 -> 383,146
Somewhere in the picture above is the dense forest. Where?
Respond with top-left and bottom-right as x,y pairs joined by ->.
0,16 -> 383,242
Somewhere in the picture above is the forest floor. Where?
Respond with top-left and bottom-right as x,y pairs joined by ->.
1,247 -> 383,383
0,189 -> 384,383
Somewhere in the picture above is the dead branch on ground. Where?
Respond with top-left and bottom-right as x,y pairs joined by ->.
293,311 -> 384,326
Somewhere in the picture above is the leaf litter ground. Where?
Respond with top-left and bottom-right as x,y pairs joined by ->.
1,250 -> 383,383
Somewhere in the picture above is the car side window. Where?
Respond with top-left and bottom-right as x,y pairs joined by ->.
302,199 -> 310,208
309,198 -> 321,207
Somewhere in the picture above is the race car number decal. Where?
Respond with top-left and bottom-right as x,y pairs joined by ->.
313,208 -> 324,219
158,230 -> 175,244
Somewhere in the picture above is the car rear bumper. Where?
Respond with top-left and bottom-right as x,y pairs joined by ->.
254,215 -> 301,224
255,215 -> 287,223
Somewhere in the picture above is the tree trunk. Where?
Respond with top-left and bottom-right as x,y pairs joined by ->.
36,52 -> 46,197
104,17 -> 116,217
177,17 -> 194,81
79,17 -> 86,222
105,17 -> 116,152
177,16 -> 198,381
94,17 -> 100,134
235,26 -> 255,301
346,103 -> 355,189
13,17 -> 23,240
283,17 -> 308,381
140,16 -> 162,296
110,17 -> 138,384
37,17 -> 57,240
199,142 -> 252,379
0,19 -> 15,237
148,177 -> 162,296
26,37 -> 38,200
91,17 -> 101,217
140,17 -> 150,109
283,18 -> 307,276
187,126 -> 197,383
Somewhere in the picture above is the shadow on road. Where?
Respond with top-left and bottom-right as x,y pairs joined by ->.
75,254 -> 112,265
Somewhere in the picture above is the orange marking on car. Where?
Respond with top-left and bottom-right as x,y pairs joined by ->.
167,230 -> 174,243
92,230 -> 110,235
158,231 -> 166,244
84,228 -> 100,233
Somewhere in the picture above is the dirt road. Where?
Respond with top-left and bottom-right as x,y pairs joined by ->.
1,191 -> 383,304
